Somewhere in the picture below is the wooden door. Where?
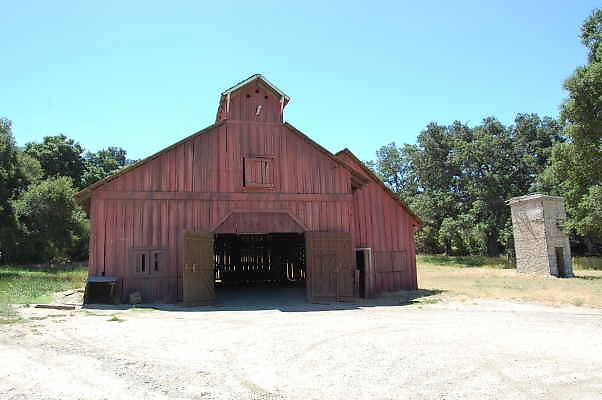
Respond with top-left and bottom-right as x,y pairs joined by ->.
305,232 -> 355,302
183,232 -> 215,305
129,248 -> 169,302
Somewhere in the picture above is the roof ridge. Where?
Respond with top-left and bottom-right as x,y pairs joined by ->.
221,74 -> 290,102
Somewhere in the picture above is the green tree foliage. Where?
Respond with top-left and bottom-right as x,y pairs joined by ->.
542,9 -> 602,250
0,118 -> 22,261
16,151 -> 44,187
24,132 -> 133,190
372,143 -> 417,197
0,118 -> 43,261
0,120 -> 132,263
0,118 -> 20,203
371,114 -> 563,256
82,146 -> 133,187
12,177 -> 88,263
580,8 -> 602,63
24,134 -> 87,188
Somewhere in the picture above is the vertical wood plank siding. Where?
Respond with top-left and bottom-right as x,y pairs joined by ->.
337,152 -> 419,293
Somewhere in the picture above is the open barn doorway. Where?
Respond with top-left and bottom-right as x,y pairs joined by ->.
213,233 -> 307,306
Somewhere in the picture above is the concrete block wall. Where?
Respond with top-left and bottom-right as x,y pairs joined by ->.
508,194 -> 573,277
542,197 -> 573,277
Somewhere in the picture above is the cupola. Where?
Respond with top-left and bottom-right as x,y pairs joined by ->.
215,74 -> 290,123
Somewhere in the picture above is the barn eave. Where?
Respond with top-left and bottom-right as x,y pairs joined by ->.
221,74 -> 290,105
335,148 -> 423,227
283,122 -> 370,188
74,121 -> 225,211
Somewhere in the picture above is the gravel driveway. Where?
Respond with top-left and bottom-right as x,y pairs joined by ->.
1,289 -> 601,400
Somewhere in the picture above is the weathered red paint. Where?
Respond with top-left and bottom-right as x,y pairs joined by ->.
336,150 -> 419,293
77,75 -> 420,302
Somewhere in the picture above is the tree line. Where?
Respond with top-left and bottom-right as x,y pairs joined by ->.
368,9 -> 602,257
0,122 -> 134,263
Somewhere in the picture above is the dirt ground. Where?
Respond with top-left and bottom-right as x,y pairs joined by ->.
1,287 -> 602,400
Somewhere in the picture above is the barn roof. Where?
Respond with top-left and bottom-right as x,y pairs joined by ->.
335,148 -> 422,226
221,74 -> 290,105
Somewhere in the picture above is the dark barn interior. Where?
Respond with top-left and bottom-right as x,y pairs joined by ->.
213,233 -> 306,303
356,250 -> 366,298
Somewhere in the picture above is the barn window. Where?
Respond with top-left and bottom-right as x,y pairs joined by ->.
132,250 -> 149,275
131,248 -> 168,275
243,157 -> 274,189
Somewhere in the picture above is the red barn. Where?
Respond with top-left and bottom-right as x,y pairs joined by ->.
76,74 -> 421,304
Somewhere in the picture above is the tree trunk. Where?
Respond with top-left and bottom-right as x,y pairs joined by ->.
584,234 -> 601,256
486,234 -> 500,257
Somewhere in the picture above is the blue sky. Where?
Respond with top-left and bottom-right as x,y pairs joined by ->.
1,1 -> 598,162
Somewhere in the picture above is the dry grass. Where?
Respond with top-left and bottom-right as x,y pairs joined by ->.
573,256 -> 602,270
417,257 -> 602,307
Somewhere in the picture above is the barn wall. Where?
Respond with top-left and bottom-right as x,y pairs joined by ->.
100,123 -> 351,195
90,197 -> 353,301
337,153 -> 418,293
89,120 -> 354,301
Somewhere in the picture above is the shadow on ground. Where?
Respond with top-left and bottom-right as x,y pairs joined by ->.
574,274 -> 602,281
83,286 -> 444,313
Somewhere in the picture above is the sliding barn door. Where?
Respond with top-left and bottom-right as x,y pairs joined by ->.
305,232 -> 355,302
183,232 -> 215,305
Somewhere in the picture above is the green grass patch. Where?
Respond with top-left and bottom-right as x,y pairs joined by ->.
573,257 -> 602,271
107,314 -> 125,322
413,297 -> 442,305
0,265 -> 87,305
131,305 -> 158,311
0,317 -> 23,325
29,314 -> 68,321
396,288 -> 444,305
420,254 -> 602,271
418,254 -> 511,268
82,310 -> 104,317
